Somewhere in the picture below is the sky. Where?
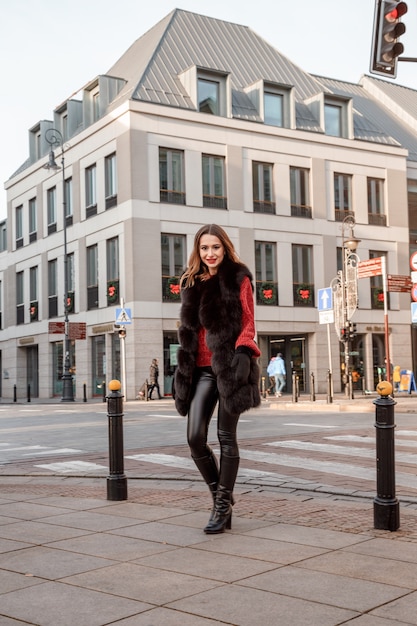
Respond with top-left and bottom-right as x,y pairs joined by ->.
1,0 -> 417,220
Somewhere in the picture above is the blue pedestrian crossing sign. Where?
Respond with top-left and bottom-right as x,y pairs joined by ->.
411,302 -> 417,324
115,307 -> 132,325
317,287 -> 333,311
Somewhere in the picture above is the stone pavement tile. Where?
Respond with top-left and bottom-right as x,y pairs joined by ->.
244,522 -> 372,549
111,519 -> 219,547
238,564 -> 408,612
345,616 -> 409,625
112,607 -> 229,625
0,545 -> 115,579
0,569 -> 43,594
162,509 -> 282,532
297,551 -> 417,589
136,545 -> 279,583
168,583 -> 358,626
47,532 -> 177,560
92,501 -> 191,521
61,561 -> 220,604
0,580 -> 150,626
0,501 -> 72,520
28,495 -> 114,511
0,520 -> 93,544
39,510 -> 142,532
192,533 -> 329,565
0,537 -> 33,554
371,590 -> 417,624
345,537 -> 417,563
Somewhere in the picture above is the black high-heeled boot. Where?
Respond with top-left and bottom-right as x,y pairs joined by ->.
204,485 -> 232,534
192,453 -> 219,518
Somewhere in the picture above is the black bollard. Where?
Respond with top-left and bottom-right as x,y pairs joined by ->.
310,372 -> 315,402
326,369 -> 333,404
373,382 -> 399,531
106,380 -> 128,501
83,383 -> 87,403
102,380 -> 106,402
292,373 -> 298,403
13,384 -> 17,403
27,384 -> 31,403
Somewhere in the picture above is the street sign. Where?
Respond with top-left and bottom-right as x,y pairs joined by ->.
410,251 -> 417,272
387,274 -> 412,293
358,257 -> 383,279
115,307 -> 132,325
48,321 -> 65,334
411,302 -> 417,324
411,271 -> 417,284
412,285 -> 417,303
317,287 -> 332,311
319,310 -> 334,325
69,322 -> 87,340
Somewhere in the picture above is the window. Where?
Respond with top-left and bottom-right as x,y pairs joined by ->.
47,187 -> 57,234
161,234 -> 186,302
198,78 -> 220,115
290,167 -> 311,218
255,241 -> 278,306
64,177 -> 73,226
0,280 -> 2,329
30,266 -> 38,322
85,164 -> 97,217
16,271 -> 24,325
15,205 -> 23,248
87,245 -> 98,309
67,252 -> 75,313
264,92 -> 283,127
0,221 -> 6,252
29,198 -> 37,243
48,259 -> 58,318
92,91 -> 100,122
106,237 -> 119,306
159,148 -> 185,205
408,179 -> 417,247
253,162 -> 275,214
202,155 -> 227,209
368,178 -> 386,226
325,103 -> 343,137
334,173 -> 353,221
370,250 -> 389,310
292,244 -> 314,306
105,153 -> 117,209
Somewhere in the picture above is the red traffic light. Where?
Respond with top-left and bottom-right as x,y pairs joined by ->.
370,0 -> 408,77
385,1 -> 407,21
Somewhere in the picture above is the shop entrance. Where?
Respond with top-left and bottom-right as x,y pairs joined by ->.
260,335 -> 309,394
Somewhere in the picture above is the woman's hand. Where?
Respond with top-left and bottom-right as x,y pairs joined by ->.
231,347 -> 252,384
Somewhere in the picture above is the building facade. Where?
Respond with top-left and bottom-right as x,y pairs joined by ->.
1,9 -> 416,400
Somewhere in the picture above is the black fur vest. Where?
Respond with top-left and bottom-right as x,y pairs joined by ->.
174,258 -> 261,416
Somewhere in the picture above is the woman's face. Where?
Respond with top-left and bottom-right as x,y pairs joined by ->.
199,234 -> 225,275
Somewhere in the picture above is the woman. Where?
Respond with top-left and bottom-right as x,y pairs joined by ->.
174,224 -> 261,534
148,358 -> 162,400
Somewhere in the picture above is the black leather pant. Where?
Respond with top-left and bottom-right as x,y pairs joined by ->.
187,367 -> 240,460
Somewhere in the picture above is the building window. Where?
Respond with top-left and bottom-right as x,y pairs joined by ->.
370,250 -> 389,310
30,266 -> 38,322
198,78 -> 220,115
67,252 -> 75,313
65,177 -> 73,226
0,280 -> 2,329
0,221 -> 6,252
15,205 -> 23,248
85,164 -> 97,217
292,244 -> 314,306
47,187 -> 57,235
255,241 -> 278,306
202,155 -> 227,209
161,233 -> 186,302
48,259 -> 58,318
334,173 -> 353,222
368,178 -> 386,226
105,153 -> 117,209
16,271 -> 24,325
325,103 -> 343,137
87,244 -> 98,310
159,148 -> 185,205
264,92 -> 283,127
253,162 -> 275,214
92,90 -> 100,122
106,237 -> 119,306
29,198 -> 37,243
290,167 -> 311,218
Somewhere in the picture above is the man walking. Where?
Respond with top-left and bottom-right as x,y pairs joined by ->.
273,353 -> 286,397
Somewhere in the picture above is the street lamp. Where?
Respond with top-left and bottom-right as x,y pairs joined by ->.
331,215 -> 361,399
44,128 -> 74,402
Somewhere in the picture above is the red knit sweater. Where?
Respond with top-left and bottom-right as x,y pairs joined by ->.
196,276 -> 260,366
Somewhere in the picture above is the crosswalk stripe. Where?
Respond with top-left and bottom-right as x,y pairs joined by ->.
34,461 -> 107,473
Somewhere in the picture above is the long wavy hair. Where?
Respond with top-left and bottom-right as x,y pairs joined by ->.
181,224 -> 243,288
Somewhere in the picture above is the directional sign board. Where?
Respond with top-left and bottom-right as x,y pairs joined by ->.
317,287 -> 332,311
115,307 -> 132,325
387,274 -> 412,293
358,257 -> 383,279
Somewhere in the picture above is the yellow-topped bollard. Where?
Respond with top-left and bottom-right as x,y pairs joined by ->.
373,380 -> 399,531
106,379 -> 127,501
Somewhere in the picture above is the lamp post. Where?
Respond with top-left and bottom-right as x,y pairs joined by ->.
331,215 -> 361,399
44,128 -> 74,402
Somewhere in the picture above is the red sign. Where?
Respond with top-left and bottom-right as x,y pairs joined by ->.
69,323 -> 87,340
412,285 -> 417,303
387,274 -> 412,293
358,257 -> 383,279
48,322 -> 65,334
410,251 -> 417,272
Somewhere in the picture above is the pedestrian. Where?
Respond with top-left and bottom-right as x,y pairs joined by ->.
271,353 -> 286,397
393,365 -> 401,392
148,358 -> 162,399
174,224 -> 261,534
266,356 -> 276,395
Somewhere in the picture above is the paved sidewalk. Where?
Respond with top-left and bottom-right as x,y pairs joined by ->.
2,475 -> 417,625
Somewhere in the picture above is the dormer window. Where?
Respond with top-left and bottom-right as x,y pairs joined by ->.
264,92 -> 283,127
198,78 -> 219,115
324,96 -> 352,138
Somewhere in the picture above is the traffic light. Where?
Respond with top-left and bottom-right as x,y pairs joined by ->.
349,322 -> 357,339
370,1 -> 408,77
340,327 -> 350,341
118,328 -> 126,338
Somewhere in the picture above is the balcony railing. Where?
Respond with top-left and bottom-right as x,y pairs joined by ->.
160,190 -> 186,205
203,195 -> 227,209
253,200 -> 275,214
335,209 -> 354,222
105,194 -> 118,210
291,204 -> 312,218
293,283 -> 315,307
368,213 -> 387,226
